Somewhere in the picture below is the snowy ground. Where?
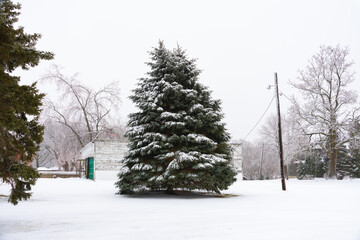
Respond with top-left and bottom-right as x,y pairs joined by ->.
1,172 -> 360,240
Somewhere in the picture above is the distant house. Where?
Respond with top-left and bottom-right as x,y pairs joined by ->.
230,142 -> 243,176
80,140 -> 242,180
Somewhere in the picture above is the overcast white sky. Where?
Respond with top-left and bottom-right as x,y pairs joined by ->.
14,0 -> 360,141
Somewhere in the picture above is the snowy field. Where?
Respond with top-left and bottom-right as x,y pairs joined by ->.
1,172 -> 360,240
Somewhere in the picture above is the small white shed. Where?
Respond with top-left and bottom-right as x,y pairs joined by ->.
231,142 -> 243,179
80,140 -> 128,179
80,140 -> 242,180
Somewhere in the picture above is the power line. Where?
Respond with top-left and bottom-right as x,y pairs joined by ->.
279,91 -> 294,103
243,94 -> 276,140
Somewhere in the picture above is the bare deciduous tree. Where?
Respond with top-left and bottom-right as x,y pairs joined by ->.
290,45 -> 358,178
37,120 -> 80,171
241,140 -> 261,179
242,112 -> 307,180
242,138 -> 280,180
259,114 -> 308,167
42,65 -> 123,147
38,65 -> 126,170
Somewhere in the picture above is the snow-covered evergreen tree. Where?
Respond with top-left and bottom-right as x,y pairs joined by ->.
336,147 -> 352,178
346,120 -> 360,178
296,152 -> 327,180
116,42 -> 236,194
337,146 -> 360,178
348,154 -> 360,178
296,155 -> 316,180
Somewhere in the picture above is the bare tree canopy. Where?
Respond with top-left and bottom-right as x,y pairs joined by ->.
38,65 -> 125,170
259,114 -> 308,164
42,65 -> 123,146
242,140 -> 280,180
241,113 -> 309,180
36,120 -> 80,171
290,45 -> 358,178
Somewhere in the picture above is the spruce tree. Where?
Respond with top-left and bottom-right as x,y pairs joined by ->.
296,152 -> 327,180
347,124 -> 360,178
337,146 -> 360,178
336,147 -> 352,178
116,42 -> 236,194
296,155 -> 316,180
349,153 -> 360,178
0,0 -> 54,204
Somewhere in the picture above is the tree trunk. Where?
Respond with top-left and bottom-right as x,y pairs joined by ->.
328,149 -> 338,178
63,161 -> 69,171
35,157 -> 39,168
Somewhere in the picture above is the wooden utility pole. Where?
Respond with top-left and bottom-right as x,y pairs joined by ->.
274,73 -> 286,191
259,143 -> 264,180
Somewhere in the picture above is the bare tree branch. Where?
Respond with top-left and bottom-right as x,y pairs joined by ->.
289,45 -> 358,178
37,65 -> 125,170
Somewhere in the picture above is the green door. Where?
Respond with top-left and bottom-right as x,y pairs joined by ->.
88,157 -> 94,180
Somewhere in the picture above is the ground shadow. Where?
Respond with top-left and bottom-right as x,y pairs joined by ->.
119,190 -> 239,199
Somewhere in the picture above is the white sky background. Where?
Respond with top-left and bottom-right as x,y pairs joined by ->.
14,0 -> 360,142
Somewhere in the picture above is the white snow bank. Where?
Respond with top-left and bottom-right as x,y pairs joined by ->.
37,167 -> 50,171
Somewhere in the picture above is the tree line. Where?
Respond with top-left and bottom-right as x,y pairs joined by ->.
242,45 -> 360,180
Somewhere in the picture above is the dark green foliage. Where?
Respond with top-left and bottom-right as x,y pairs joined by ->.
0,0 -> 53,205
0,1 -> 53,72
336,147 -> 351,178
259,172 -> 264,180
349,153 -> 360,178
296,153 -> 327,180
296,145 -> 360,179
344,123 -> 360,178
1,158 -> 40,205
337,147 -> 360,178
116,42 -> 236,194
296,156 -> 315,180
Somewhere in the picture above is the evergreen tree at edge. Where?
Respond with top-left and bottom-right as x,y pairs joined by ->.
0,0 -> 54,205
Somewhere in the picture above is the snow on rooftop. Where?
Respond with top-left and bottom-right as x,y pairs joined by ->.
80,142 -> 94,159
